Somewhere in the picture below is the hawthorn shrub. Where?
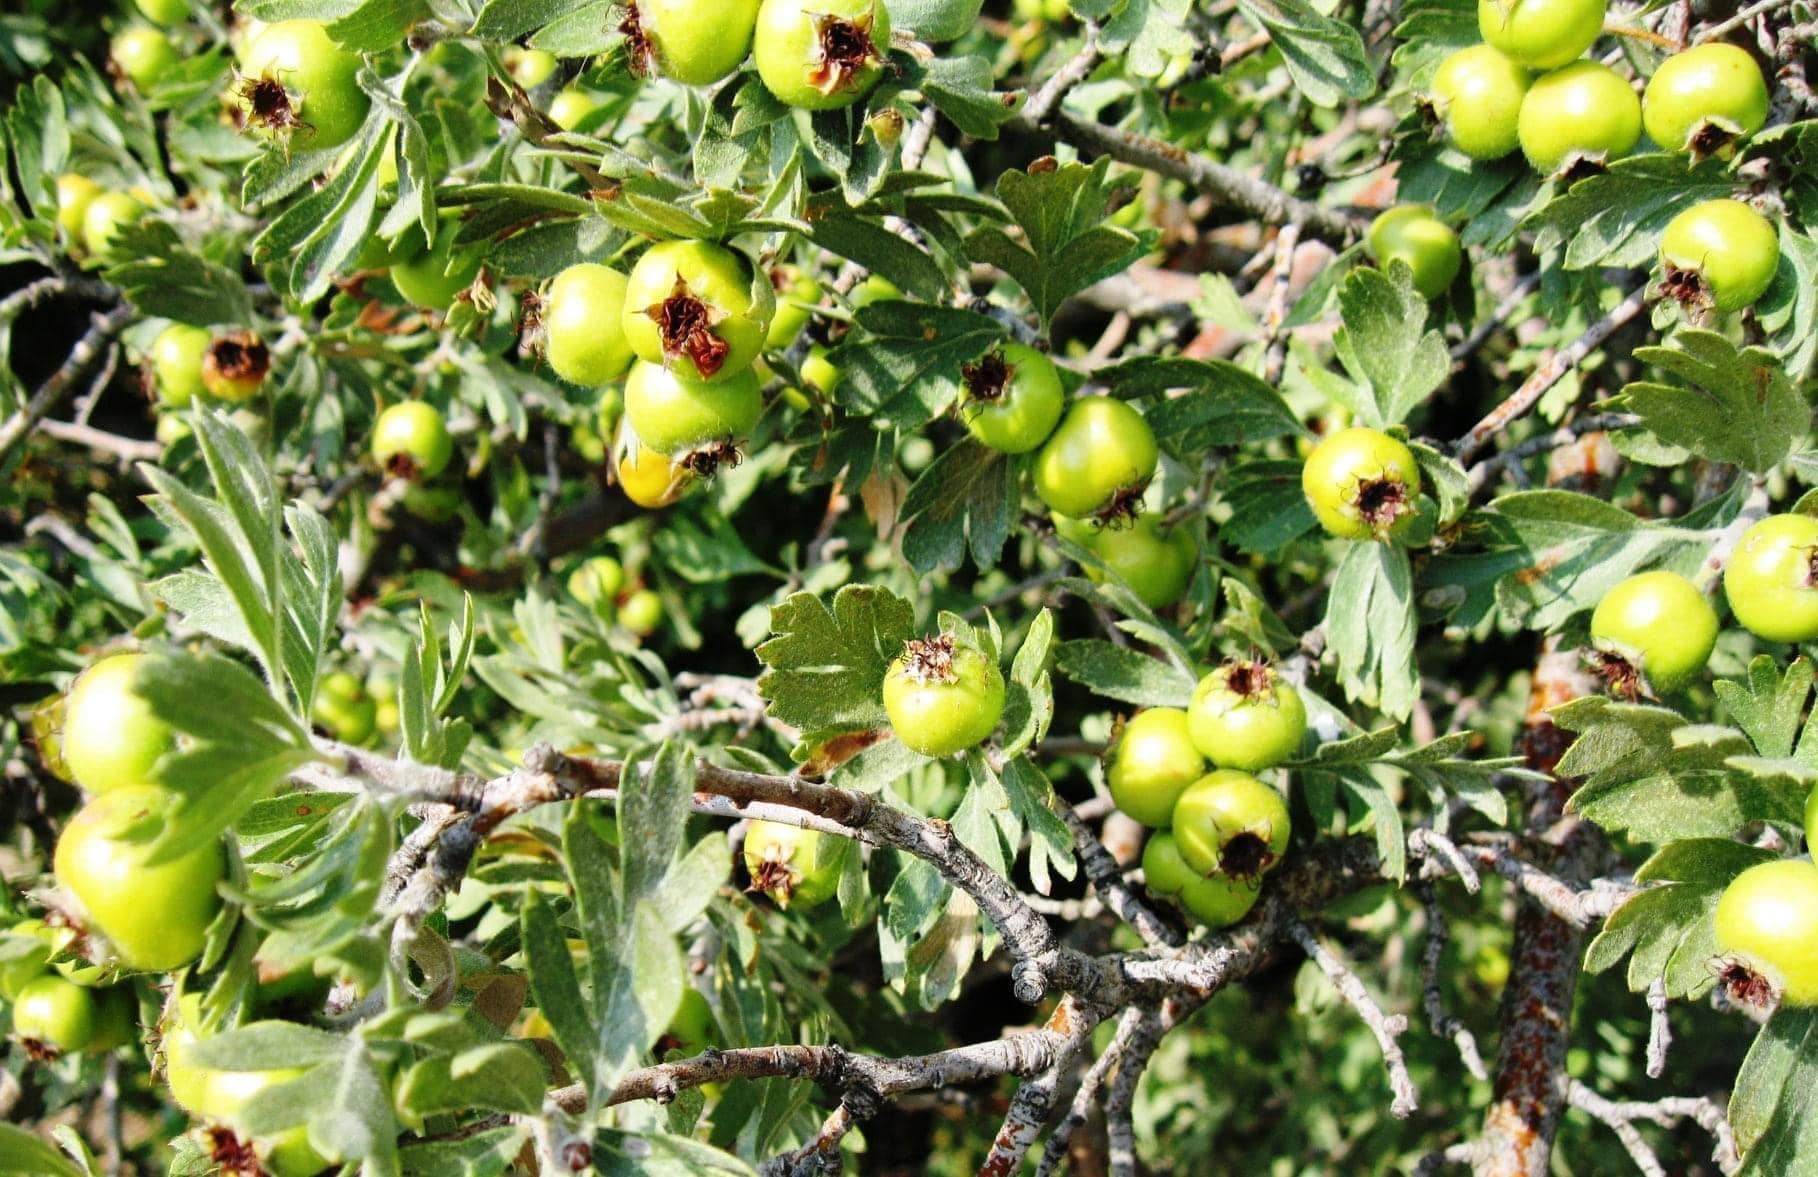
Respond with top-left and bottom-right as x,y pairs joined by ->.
0,0 -> 1814,1174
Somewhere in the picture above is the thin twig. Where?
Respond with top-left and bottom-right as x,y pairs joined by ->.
36,418 -> 164,464
1697,0 -> 1795,42
1009,109 -> 1364,243
1021,23 -> 1102,125
0,303 -> 134,471
1059,804 -> 1182,949
1262,223 -> 1301,385
1451,272 -> 1540,363
1419,885 -> 1488,1081
1288,920 -> 1419,1118
760,1103 -> 861,1176
1692,476 -> 1770,593
1565,1080 -> 1739,1177
1411,827 -> 1481,892
1465,413 -> 1641,494
977,997 -> 1102,1177
1034,1006 -> 1146,1177
1451,286 -> 1649,464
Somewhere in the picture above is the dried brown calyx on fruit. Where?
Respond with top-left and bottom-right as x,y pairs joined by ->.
961,350 -> 1015,403
204,331 -> 271,390
898,634 -> 959,685
808,11 -> 882,97
235,74 -> 310,139
644,278 -> 731,377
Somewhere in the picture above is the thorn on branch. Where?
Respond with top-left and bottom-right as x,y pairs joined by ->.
1645,976 -> 1672,1080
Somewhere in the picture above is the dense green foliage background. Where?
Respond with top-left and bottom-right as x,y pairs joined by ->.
0,0 -> 1814,1173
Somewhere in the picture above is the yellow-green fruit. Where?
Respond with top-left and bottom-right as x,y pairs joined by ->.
1715,859 -> 1818,1007
240,20 -> 369,149
61,653 -> 179,795
311,672 -> 376,745
54,786 -> 226,973
547,88 -> 604,131
390,223 -> 481,312
56,175 -> 101,240
81,192 -> 147,258
1170,770 -> 1291,880
0,919 -> 52,1000
507,47 -> 560,88
112,26 -> 178,89
619,588 -> 663,635
150,324 -> 211,407
11,974 -> 99,1052
1106,708 -> 1205,828
567,555 -> 625,611
545,264 -> 634,386
1642,43 -> 1769,154
200,1067 -> 331,1176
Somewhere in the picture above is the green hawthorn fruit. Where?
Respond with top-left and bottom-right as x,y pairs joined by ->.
240,20 -> 368,149
1589,569 -> 1717,694
61,653 -> 178,795
1642,43 -> 1769,156
637,0 -> 760,86
622,239 -> 774,383
1032,397 -> 1159,521
882,635 -> 1005,757
545,263 -> 635,386
754,0 -> 891,111
1659,198 -> 1779,313
1431,44 -> 1531,160
1367,205 -> 1461,299
1517,60 -> 1642,174
54,786 -> 226,973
